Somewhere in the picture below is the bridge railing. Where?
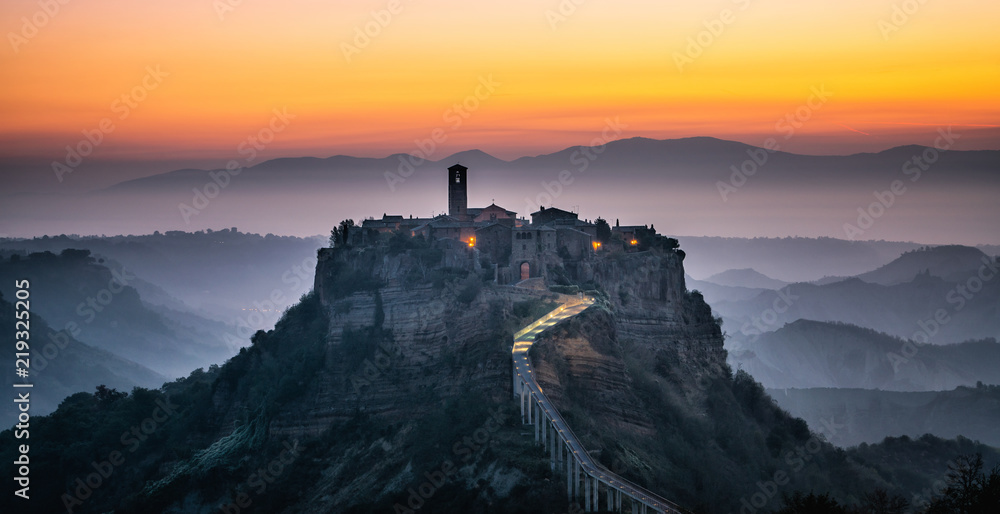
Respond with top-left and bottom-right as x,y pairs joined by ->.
513,297 -> 687,514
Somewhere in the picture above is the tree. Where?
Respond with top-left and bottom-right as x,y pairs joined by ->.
858,488 -> 908,514
93,384 -> 127,405
776,492 -> 846,514
594,217 -> 611,244
330,219 -> 356,247
927,453 -> 1000,514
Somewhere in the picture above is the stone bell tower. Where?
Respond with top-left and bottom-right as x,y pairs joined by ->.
448,163 -> 468,220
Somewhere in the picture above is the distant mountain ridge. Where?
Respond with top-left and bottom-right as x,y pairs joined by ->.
730,319 -> 1000,390
96,136 -> 1000,194
770,385 -> 1000,448
0,293 -> 165,425
703,268 -> 788,289
705,244 -> 1000,344
3,135 -> 997,241
678,236 -> 928,283
854,245 -> 993,285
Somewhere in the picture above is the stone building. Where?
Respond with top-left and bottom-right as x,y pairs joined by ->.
359,163 -> 599,284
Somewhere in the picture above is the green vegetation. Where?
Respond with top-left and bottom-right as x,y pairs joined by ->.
527,303 -> 1000,513
595,217 -> 611,244
512,298 -> 559,324
329,218 -> 355,247
548,284 -> 581,295
322,250 -> 383,298
455,273 -> 483,304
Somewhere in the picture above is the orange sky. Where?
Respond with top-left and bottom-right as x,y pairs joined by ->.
2,0 -> 998,163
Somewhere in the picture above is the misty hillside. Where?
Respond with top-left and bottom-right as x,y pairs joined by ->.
3,138 -> 998,242
0,250 -> 233,377
854,245 -> 995,285
729,320 -> 1000,390
677,236 -> 925,283
0,230 -> 324,322
703,268 -> 788,289
710,247 -> 1000,345
770,384 -> 1000,448
686,274 -> 769,302
0,293 -> 165,425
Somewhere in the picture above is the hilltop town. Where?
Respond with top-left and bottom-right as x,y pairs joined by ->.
338,163 -> 682,285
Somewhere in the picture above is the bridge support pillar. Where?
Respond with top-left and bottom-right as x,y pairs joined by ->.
534,404 -> 539,444
592,477 -> 601,511
542,414 -> 548,451
557,433 -> 563,464
607,485 -> 613,511
549,424 -> 556,471
584,475 -> 591,512
566,452 -> 573,501
519,386 -> 525,423
574,459 -> 580,501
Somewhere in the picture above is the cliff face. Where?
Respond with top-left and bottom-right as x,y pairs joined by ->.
585,251 -> 728,399
533,251 -> 730,435
192,246 -> 571,512
302,247 -> 722,437
212,247 -> 515,438
530,250 -> 804,512
529,307 -> 657,437
299,246 -> 723,438
177,245 -> 742,512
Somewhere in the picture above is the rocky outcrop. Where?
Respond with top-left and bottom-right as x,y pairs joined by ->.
587,250 -> 728,398
527,249 -> 733,475
223,247 -> 555,439
530,307 -> 657,437
222,244 -> 726,509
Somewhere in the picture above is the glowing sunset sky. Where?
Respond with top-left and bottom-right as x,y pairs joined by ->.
2,0 -> 998,169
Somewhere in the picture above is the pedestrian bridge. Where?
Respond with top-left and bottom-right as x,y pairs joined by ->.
512,296 -> 686,514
